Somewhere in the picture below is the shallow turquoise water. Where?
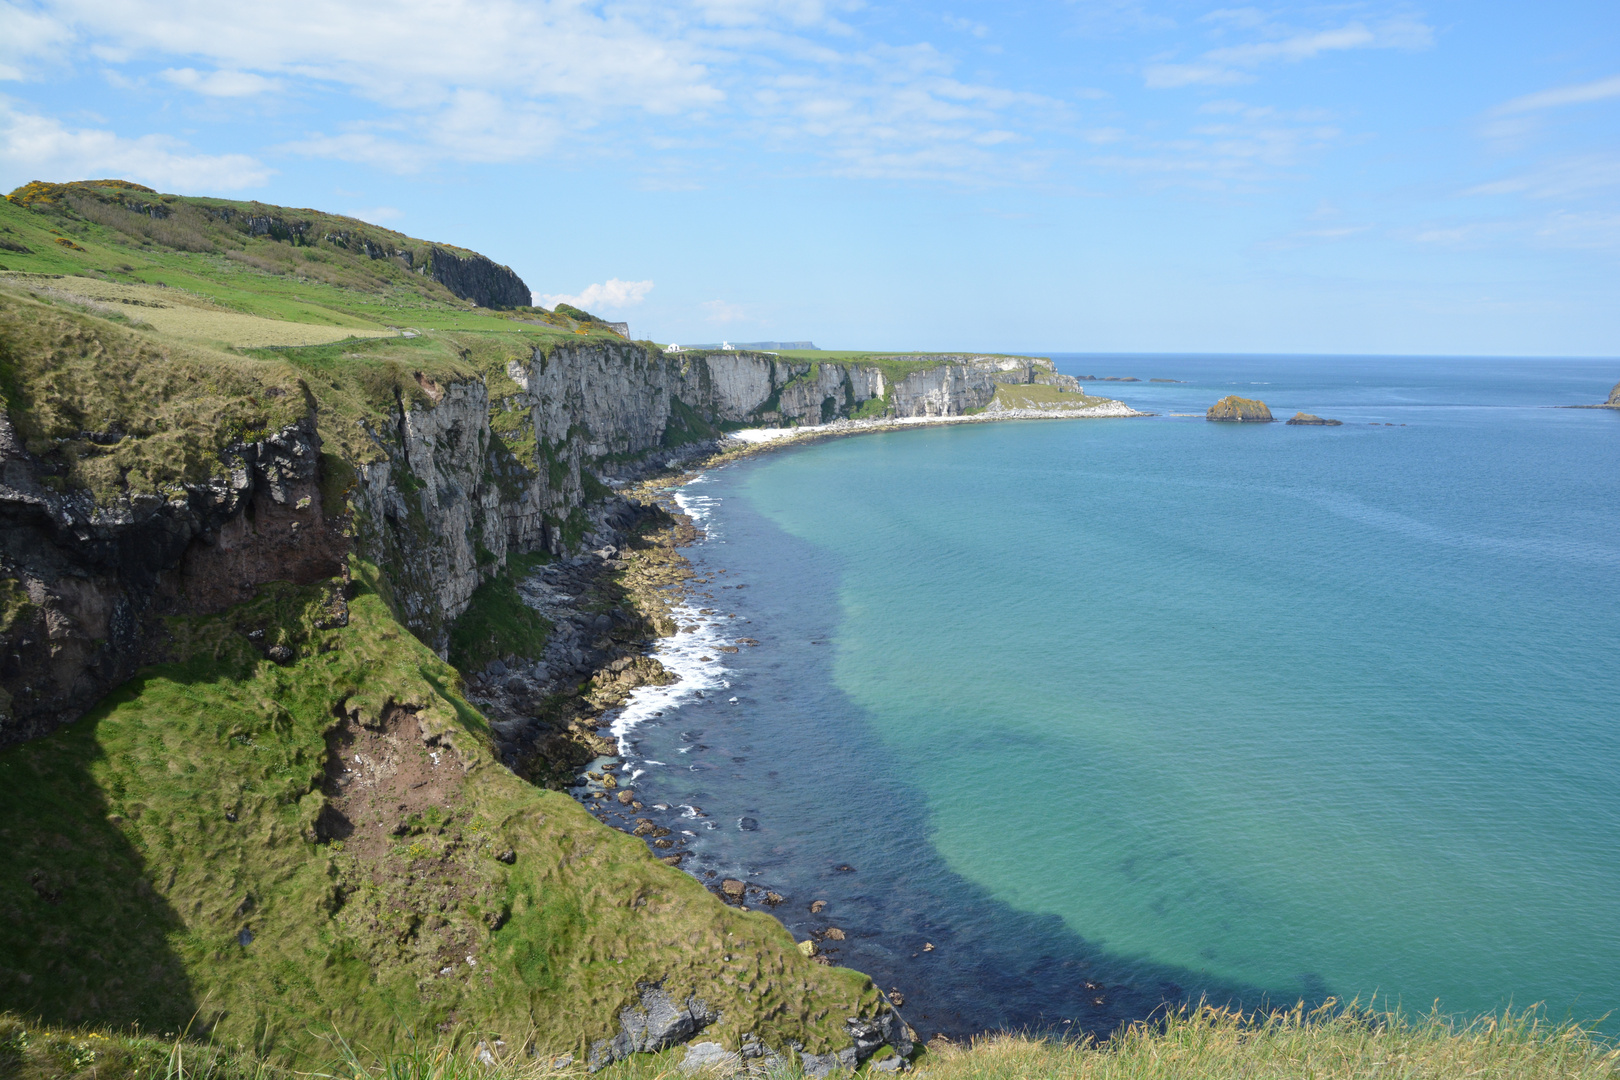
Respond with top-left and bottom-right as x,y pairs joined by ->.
606,356 -> 1620,1033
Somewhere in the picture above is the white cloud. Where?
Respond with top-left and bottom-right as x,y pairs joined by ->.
539,279 -> 655,311
701,299 -> 747,323
0,0 -> 1062,185
1089,97 -> 1342,190
1298,225 -> 1368,239
1065,1 -> 1176,35
1465,155 -> 1620,201
1401,210 -> 1620,254
31,0 -> 725,113
1493,74 -> 1620,116
0,2 -> 71,81
1534,211 -> 1620,250
161,68 -> 281,97
343,206 -> 401,225
1146,16 -> 1432,89
1144,63 -> 1251,89
0,99 -> 270,191
943,14 -> 989,39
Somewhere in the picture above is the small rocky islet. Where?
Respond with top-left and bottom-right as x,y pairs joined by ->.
1204,398 -> 1346,425
1206,395 -> 1275,422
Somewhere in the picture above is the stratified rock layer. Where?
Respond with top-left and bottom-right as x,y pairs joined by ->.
1206,395 -> 1274,422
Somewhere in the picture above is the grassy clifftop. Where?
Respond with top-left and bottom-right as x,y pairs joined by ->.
0,180 -> 622,343
0,182 -> 881,1065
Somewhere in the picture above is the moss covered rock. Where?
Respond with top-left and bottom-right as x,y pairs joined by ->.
1206,395 -> 1274,422
1285,412 -> 1342,426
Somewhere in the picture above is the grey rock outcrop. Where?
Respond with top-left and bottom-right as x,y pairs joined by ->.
848,1013 -> 913,1061
799,1048 -> 859,1078
350,379 -> 510,650
1285,412 -> 1342,426
679,1041 -> 741,1074
426,245 -> 531,309
588,981 -> 719,1071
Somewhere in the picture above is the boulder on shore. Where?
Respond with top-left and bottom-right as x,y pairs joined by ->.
1286,412 -> 1342,426
1206,396 -> 1274,422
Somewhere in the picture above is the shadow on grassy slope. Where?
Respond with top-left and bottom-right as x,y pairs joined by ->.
0,708 -> 199,1031
0,572 -> 877,1065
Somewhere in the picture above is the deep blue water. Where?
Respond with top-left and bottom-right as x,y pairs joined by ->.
584,355 -> 1620,1039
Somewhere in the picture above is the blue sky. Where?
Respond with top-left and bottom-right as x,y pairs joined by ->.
1,1 -> 1616,355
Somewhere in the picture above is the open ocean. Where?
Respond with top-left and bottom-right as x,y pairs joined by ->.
587,355 -> 1620,1039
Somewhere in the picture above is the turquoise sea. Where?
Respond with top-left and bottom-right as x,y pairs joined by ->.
597,355 -> 1620,1037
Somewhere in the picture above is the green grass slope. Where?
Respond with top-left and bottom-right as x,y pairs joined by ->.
0,180 -> 622,342
0,569 -> 875,1062
0,185 -> 880,1059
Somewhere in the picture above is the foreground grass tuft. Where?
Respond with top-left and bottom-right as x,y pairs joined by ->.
5,1003 -> 1615,1080
922,1002 -> 1619,1080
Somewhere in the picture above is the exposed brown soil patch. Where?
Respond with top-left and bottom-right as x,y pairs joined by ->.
316,703 -> 508,980
317,703 -> 453,855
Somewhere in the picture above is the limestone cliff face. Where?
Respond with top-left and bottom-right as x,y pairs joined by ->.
349,346 -> 1102,651
0,339 -> 1103,739
672,350 -> 1080,424
349,380 -> 509,651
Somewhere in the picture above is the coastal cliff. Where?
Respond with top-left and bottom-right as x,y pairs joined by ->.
351,344 -> 1104,654
0,181 -> 1132,1068
0,299 -> 1106,744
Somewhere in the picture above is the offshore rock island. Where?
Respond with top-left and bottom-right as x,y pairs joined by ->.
1206,395 -> 1275,422
0,181 -> 1140,1071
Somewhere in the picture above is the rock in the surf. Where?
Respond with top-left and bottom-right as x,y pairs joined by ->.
1207,396 -> 1275,422
1286,412 -> 1342,426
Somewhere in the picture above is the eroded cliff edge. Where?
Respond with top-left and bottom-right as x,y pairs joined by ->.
0,316 -> 1102,747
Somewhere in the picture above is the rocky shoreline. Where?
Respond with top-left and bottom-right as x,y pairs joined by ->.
468,394 -> 1149,788
460,401 -> 1150,1049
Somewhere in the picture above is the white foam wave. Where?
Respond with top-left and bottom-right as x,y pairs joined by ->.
607,477 -> 739,759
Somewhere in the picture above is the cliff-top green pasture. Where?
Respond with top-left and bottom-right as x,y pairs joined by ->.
0,181 -> 624,344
